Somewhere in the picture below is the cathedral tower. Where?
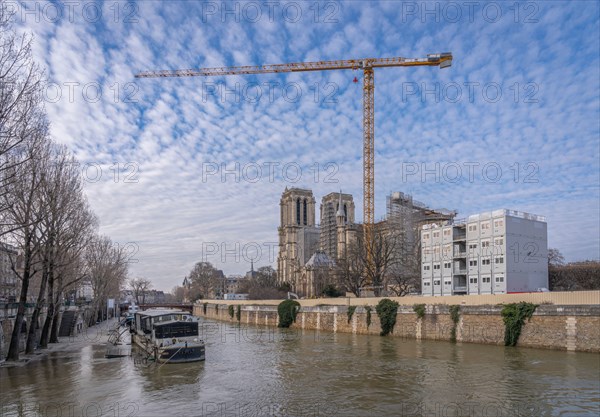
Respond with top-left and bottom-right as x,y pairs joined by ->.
277,188 -> 317,288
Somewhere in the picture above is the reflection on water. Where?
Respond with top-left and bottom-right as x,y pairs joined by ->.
1,318 -> 599,416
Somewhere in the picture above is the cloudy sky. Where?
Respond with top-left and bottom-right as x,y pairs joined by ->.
11,0 -> 600,290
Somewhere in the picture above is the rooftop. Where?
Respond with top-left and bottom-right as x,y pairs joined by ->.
135,309 -> 188,317
422,209 -> 546,230
468,209 -> 546,223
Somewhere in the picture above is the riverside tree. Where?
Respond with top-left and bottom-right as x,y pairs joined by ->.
0,6 -> 46,230
0,8 -> 128,361
85,236 -> 129,326
38,145 -> 97,347
335,225 -> 400,297
237,266 -> 288,299
187,261 -> 220,300
129,277 -> 153,304
1,132 -> 48,361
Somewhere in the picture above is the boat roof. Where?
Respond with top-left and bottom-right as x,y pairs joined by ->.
135,309 -> 188,317
154,320 -> 198,327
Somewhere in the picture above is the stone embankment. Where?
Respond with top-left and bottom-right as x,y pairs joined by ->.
194,291 -> 600,353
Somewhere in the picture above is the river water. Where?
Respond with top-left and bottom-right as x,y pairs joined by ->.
1,318 -> 599,416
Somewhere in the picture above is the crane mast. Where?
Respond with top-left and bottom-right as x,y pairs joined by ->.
136,53 -> 453,286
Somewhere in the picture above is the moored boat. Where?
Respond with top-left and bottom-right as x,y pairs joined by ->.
132,309 -> 205,363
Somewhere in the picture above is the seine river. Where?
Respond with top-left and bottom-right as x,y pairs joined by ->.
1,318 -> 599,416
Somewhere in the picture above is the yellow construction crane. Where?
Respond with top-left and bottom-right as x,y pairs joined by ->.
135,53 -> 453,273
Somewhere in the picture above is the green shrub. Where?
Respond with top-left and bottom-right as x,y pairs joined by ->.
501,302 -> 537,346
236,305 -> 241,322
347,306 -> 357,324
203,302 -> 208,315
413,303 -> 426,319
365,306 -> 372,328
449,305 -> 460,343
277,300 -> 301,328
376,299 -> 399,336
228,305 -> 234,319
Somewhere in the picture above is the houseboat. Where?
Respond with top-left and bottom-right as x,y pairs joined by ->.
132,309 -> 205,363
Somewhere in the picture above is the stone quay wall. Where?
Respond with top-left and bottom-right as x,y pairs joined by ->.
193,300 -> 600,353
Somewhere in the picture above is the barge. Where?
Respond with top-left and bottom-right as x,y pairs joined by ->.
132,309 -> 205,363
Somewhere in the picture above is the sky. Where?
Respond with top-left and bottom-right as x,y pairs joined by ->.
9,0 -> 600,291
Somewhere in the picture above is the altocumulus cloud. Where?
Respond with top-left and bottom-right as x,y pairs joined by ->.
10,0 -> 600,290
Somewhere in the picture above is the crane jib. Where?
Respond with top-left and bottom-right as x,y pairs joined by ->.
135,54 -> 452,78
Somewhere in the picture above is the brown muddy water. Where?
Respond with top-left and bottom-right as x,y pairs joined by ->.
1,317 -> 599,416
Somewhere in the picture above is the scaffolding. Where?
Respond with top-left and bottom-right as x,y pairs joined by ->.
386,191 -> 456,265
319,192 -> 354,261
319,200 -> 338,260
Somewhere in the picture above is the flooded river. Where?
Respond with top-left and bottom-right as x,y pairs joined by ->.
1,318 -> 599,416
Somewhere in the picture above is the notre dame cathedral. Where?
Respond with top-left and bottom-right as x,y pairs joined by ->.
276,187 -> 358,298
276,187 -> 456,298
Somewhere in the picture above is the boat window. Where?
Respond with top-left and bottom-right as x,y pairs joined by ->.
142,317 -> 153,334
154,322 -> 198,339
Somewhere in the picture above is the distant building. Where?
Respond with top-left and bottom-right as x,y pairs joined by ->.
144,290 -> 166,304
0,243 -> 18,302
224,274 -> 246,294
297,250 -> 335,298
421,209 -> 548,296
245,261 -> 257,280
224,293 -> 249,300
120,289 -> 166,304
75,277 -> 94,301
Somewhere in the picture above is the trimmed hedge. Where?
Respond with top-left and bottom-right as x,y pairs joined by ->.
278,300 -> 301,328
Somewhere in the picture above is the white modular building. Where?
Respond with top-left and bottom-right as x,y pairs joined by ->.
421,209 -> 548,296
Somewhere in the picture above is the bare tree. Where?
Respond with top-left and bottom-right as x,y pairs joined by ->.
0,6 -> 46,227
548,248 -> 565,268
188,261 -> 220,300
2,134 -> 49,361
366,225 -> 400,296
32,145 -> 97,347
386,259 -> 420,297
237,266 -> 287,299
335,240 -> 368,297
550,260 -> 600,291
129,277 -> 153,304
85,236 -> 129,326
169,285 -> 185,303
